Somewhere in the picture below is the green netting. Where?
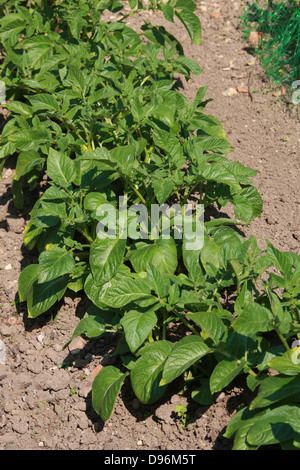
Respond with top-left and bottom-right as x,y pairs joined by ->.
240,0 -> 300,88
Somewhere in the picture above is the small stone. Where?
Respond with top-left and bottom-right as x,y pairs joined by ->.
0,340 -> 6,365
89,364 -> 104,379
137,440 -> 143,446
248,31 -> 263,46
210,11 -> 222,19
4,264 -> 12,270
37,333 -> 44,344
246,58 -> 256,66
222,88 -> 238,96
237,86 -> 249,93
68,336 -> 85,355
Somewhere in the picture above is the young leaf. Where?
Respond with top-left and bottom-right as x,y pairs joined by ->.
246,405 -> 300,447
130,340 -> 174,404
250,375 -> 300,410
160,335 -> 210,386
27,275 -> 69,318
232,301 -> 274,335
129,238 -> 178,275
38,247 -> 75,283
210,359 -> 247,394
188,311 -> 226,343
92,366 -> 128,421
120,309 -> 158,353
18,264 -> 39,302
47,148 -> 75,188
90,237 -> 126,286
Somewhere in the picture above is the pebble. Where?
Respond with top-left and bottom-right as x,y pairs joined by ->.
237,86 -> 249,93
222,88 -> 238,96
0,340 -> 6,365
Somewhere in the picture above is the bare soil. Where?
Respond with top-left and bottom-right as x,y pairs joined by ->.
0,0 -> 299,451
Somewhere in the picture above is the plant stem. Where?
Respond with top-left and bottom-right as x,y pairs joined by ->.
274,326 -> 290,351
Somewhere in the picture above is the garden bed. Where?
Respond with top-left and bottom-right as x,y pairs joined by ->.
0,0 -> 299,451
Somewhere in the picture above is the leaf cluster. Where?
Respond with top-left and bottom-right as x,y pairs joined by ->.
1,0 -> 299,449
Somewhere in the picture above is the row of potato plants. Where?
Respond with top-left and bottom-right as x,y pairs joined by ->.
1,0 -> 300,450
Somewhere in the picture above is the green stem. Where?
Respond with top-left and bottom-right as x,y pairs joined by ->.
128,181 -> 147,205
274,326 -> 290,351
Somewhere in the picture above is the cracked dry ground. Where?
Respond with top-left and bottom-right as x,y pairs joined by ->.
0,0 -> 299,451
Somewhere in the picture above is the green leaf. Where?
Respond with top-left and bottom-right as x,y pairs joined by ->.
160,335 -> 210,386
246,405 -> 300,447
92,366 -> 128,421
233,186 -> 263,222
18,264 -> 39,302
120,309 -> 158,353
130,340 -> 174,404
250,375 -> 300,410
47,148 -> 75,188
27,275 -> 69,318
175,9 -> 202,45
266,241 -> 293,279
27,93 -> 59,112
38,247 -> 75,283
84,192 -> 107,212
268,352 -> 300,376
191,378 -> 214,405
232,301 -> 274,335
90,237 -> 126,286
210,359 -> 247,394
101,277 -> 159,309
5,101 -> 32,117
14,150 -> 44,181
65,309 -> 112,349
129,238 -> 178,275
189,311 -> 226,343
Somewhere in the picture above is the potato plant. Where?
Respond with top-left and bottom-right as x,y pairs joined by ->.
1,0 -> 299,450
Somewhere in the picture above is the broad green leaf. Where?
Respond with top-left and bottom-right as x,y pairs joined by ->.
84,192 -> 107,212
5,101 -> 32,117
90,237 -> 126,286
210,359 -> 247,394
191,378 -> 214,405
27,275 -> 69,318
250,375 -> 300,410
268,352 -> 300,376
131,340 -> 174,404
233,185 -> 263,222
64,309 -> 113,349
146,263 -> 167,299
92,366 -> 128,421
232,301 -> 274,335
27,93 -> 59,112
246,405 -> 300,447
38,247 -> 75,283
175,9 -> 202,45
120,309 -> 158,352
18,264 -> 39,302
129,238 -> 178,275
101,277 -> 159,309
266,241 -> 293,279
189,311 -> 226,343
47,148 -> 75,188
160,335 -> 210,385
14,150 -> 44,181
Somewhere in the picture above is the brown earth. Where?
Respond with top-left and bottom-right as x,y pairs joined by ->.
0,0 -> 299,451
